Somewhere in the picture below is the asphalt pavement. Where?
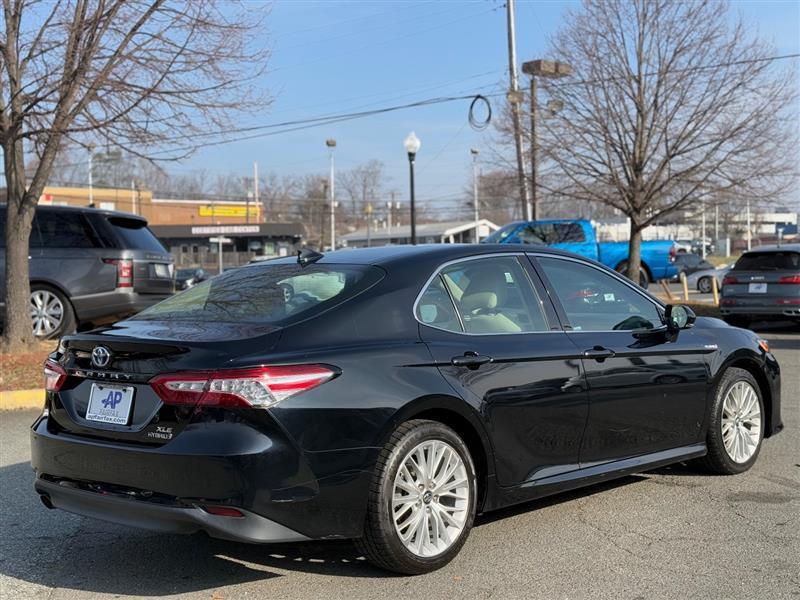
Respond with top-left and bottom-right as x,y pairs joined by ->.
0,324 -> 797,600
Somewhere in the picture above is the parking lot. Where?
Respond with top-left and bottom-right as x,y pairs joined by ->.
0,323 -> 797,600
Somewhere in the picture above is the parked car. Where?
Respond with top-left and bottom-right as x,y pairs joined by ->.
33,244 -> 782,574
483,219 -> 677,287
0,205 -> 173,338
688,265 -> 731,294
175,268 -> 207,290
720,244 -> 800,327
671,252 -> 716,281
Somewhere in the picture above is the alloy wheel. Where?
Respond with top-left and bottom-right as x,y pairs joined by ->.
30,290 -> 64,338
721,380 -> 761,463
698,277 -> 712,293
392,439 -> 470,558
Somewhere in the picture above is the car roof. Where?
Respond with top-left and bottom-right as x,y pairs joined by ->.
740,243 -> 800,254
28,203 -> 147,221
256,243 -> 593,268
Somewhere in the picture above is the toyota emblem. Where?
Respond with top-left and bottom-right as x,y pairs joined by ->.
91,346 -> 112,368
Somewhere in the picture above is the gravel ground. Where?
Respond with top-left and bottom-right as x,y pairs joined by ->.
0,324 -> 797,600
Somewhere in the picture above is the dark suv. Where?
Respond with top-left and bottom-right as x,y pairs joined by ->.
0,205 -> 174,338
720,244 -> 800,327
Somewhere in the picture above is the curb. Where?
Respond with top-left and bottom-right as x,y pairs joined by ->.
0,389 -> 44,410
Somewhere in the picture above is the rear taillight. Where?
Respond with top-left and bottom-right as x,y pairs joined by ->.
722,275 -> 738,285
778,275 -> 800,284
149,365 -> 336,408
43,360 -> 67,392
669,245 -> 677,260
103,258 -> 133,288
777,298 -> 800,305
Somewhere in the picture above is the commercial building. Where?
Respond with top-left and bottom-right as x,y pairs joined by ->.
341,219 -> 499,247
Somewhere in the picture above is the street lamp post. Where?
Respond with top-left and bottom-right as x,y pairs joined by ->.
326,139 -> 337,251
522,59 -> 573,220
404,132 -> 421,245
470,148 -> 480,242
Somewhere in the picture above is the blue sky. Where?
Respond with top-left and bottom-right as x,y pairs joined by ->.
18,0 -> 798,209
176,0 -> 799,211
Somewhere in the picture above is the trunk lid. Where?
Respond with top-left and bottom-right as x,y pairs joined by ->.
48,321 -> 281,445
722,250 -> 800,301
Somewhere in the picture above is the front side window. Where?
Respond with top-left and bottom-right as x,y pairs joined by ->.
517,223 -> 586,245
418,256 -> 548,334
538,257 -> 662,332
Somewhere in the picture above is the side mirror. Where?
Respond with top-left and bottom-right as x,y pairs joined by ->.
665,304 -> 696,332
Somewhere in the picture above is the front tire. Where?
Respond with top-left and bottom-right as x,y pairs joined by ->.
700,368 -> 764,475
357,420 -> 477,575
697,276 -> 712,294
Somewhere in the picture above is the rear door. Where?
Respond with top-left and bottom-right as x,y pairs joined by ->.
416,254 -> 588,487
32,209 -> 109,296
532,254 -> 711,463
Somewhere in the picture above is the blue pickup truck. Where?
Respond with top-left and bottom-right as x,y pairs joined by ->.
482,219 -> 677,287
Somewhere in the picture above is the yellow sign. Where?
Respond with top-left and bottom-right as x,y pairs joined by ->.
199,205 -> 259,218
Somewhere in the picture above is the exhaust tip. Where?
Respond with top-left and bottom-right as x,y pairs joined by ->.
39,494 -> 54,509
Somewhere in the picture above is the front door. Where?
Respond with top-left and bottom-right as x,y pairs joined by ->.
533,255 -> 711,464
416,254 -> 588,487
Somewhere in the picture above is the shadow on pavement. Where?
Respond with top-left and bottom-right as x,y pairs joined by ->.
1,459 -> 662,593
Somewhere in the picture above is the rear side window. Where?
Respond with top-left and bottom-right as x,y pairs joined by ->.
33,211 -> 101,248
135,264 -> 384,325
105,217 -> 166,252
733,251 -> 799,271
417,256 -> 548,334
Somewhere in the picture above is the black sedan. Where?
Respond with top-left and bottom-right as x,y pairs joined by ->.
32,245 -> 782,575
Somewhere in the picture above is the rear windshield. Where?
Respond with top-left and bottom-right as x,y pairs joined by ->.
106,217 -> 167,252
134,263 -> 384,325
733,251 -> 800,271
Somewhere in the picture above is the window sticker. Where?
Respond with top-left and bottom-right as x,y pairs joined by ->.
603,293 -> 616,302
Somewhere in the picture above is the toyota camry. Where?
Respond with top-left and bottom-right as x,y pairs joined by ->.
31,245 -> 782,574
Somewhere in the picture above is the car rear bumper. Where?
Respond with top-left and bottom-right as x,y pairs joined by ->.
72,290 -> 172,323
30,415 -> 377,541
35,478 -> 309,543
720,305 -> 800,318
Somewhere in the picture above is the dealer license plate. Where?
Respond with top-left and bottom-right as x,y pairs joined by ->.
86,383 -> 134,425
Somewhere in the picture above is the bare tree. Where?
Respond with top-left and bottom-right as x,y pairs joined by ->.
338,160 -> 387,226
1,0 -> 270,350
535,0 -> 796,282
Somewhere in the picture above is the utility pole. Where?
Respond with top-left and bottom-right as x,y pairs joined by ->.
87,144 -> 95,206
714,202 -> 719,246
365,203 -> 373,247
746,197 -> 752,251
388,192 -> 395,240
505,0 -> 530,220
131,179 -> 137,215
251,161 -> 259,224
471,148 -> 480,242
326,139 -> 337,251
701,201 -> 706,259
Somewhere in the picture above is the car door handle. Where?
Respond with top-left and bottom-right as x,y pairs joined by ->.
451,352 -> 493,369
582,346 -> 616,361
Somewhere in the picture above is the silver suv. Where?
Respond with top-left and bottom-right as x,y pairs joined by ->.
720,244 -> 800,328
0,205 -> 174,338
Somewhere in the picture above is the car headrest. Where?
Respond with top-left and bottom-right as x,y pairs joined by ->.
461,291 -> 498,313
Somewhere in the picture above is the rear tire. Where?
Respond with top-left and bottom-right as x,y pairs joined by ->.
615,262 -> 650,288
699,368 -> 764,475
30,285 -> 75,339
356,419 -> 477,575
